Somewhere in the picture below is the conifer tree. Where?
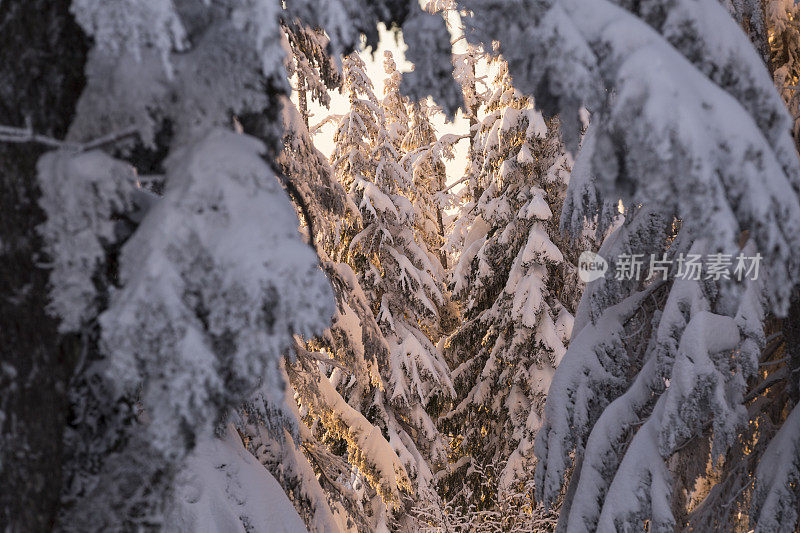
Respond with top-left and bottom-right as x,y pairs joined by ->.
331,54 -> 382,194
382,51 -> 411,151
257,45 -> 457,532
284,22 -> 342,129
402,99 -> 449,269
484,0 -> 800,529
232,33 -> 363,530
440,59 -> 578,527
442,39 -> 489,268
331,50 -> 456,529
767,0 -> 800,146
683,4 -> 800,530
7,0 -> 800,531
43,2 -> 330,527
0,0 -> 461,529
267,46 -> 408,531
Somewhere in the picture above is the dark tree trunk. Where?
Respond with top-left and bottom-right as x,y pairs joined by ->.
783,290 -> 800,402
297,71 -> 309,130
0,1 -> 88,530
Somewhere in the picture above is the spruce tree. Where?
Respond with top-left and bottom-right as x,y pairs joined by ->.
472,0 -> 800,529
284,22 -> 342,129
6,0 -> 800,531
0,0 -> 460,529
331,50 -> 456,530
685,3 -> 800,530
382,51 -> 411,152
440,59 -> 577,528
402,99 -> 449,269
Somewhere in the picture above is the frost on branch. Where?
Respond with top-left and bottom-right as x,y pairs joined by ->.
37,150 -> 136,332
100,129 -> 334,461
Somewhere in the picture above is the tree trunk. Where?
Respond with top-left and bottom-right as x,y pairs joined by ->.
297,71 -> 309,130
782,290 -> 800,402
0,1 -> 88,530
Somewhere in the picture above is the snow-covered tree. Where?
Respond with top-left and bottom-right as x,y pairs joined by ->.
383,51 -> 411,152
439,58 -> 578,523
442,39 -> 489,267
331,53 -> 382,193
452,0 -> 800,530
682,4 -> 800,529
458,0 -> 800,310
272,67 -> 408,531
284,22 -> 342,128
44,1 -> 336,527
248,43 -> 458,532
284,0 -> 463,118
49,127 -> 335,530
766,0 -> 800,147
260,37 -> 462,531
279,97 -> 357,255
402,99 -> 449,269
330,50 -> 457,529
7,0 -> 800,531
0,0 -> 462,529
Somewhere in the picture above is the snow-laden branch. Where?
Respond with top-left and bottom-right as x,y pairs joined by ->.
439,174 -> 469,194
309,114 -> 343,135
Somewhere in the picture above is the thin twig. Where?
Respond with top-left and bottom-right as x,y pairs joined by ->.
81,126 -> 140,151
759,356 -> 789,367
722,478 -> 754,510
0,122 -> 139,152
310,114 -> 343,134
0,125 -> 66,149
440,175 -> 470,194
744,366 -> 789,404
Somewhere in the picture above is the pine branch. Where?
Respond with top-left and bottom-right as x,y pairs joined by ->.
276,172 -> 320,251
